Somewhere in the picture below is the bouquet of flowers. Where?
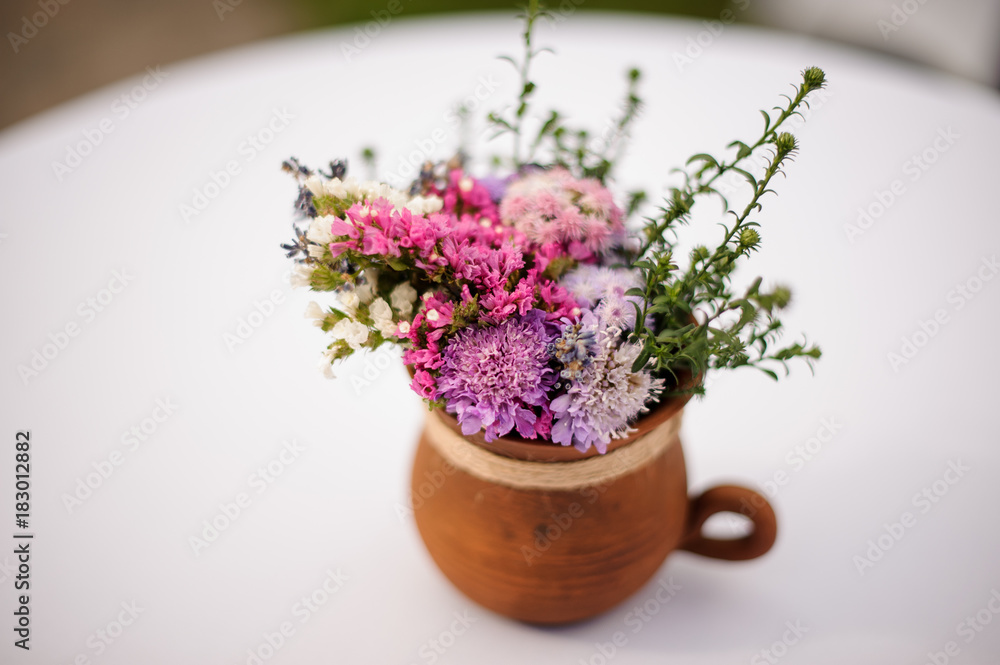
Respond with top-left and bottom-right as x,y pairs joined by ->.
280,1 -> 825,454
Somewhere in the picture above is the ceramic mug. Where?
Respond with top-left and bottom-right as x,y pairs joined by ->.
409,389 -> 778,624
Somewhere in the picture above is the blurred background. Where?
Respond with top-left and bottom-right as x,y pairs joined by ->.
1,0 -> 998,131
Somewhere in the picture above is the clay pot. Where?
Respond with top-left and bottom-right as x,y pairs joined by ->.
409,387 -> 778,625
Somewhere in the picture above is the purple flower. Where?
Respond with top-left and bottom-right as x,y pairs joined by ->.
561,265 -> 646,330
549,327 -> 663,453
479,175 -> 511,203
438,310 -> 556,442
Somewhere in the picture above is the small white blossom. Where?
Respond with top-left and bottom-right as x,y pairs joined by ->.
319,348 -> 337,379
306,215 -> 335,245
426,309 -> 440,322
323,177 -> 349,199
308,244 -> 326,259
304,301 -> 325,327
290,263 -> 314,289
330,319 -> 369,350
355,282 -> 374,304
459,177 -> 474,192
406,195 -> 444,215
304,175 -> 325,197
397,321 -> 411,335
340,291 -> 360,316
390,282 -> 418,318
370,297 -> 392,320
370,298 -> 396,336
357,180 -> 409,209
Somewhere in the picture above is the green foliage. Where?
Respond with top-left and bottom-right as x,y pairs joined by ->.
449,295 -> 480,333
310,263 -> 350,291
488,1 -> 646,185
313,194 -> 351,219
628,67 -> 827,388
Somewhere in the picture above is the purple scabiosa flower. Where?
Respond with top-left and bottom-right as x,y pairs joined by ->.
438,309 -> 556,442
549,327 -> 664,454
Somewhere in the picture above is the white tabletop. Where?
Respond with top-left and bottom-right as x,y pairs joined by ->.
1,12 -> 999,664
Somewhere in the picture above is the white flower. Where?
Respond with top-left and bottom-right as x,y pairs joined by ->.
390,282 -> 418,318
330,319 -> 369,350
323,177 -> 350,199
304,301 -> 325,327
425,309 -> 440,322
306,215 -> 335,245
290,263 -> 314,289
319,348 -> 337,379
370,297 -> 392,321
397,321 -> 411,335
459,177 -> 474,192
304,175 -> 325,197
406,195 -> 444,215
369,298 -> 396,336
347,180 -> 408,209
359,180 -> 380,199
355,282 -> 374,305
340,291 -> 360,317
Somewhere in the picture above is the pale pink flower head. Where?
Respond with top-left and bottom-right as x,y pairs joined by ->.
499,168 -> 625,257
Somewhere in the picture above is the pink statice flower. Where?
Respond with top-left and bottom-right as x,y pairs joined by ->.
537,280 -> 581,322
440,169 -> 500,224
399,290 -> 460,401
327,196 -> 450,277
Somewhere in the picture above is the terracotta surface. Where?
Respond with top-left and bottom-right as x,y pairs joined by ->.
410,391 -> 778,624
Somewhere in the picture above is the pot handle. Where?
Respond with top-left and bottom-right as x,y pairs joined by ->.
679,485 -> 777,561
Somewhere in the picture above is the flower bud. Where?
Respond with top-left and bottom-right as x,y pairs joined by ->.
739,228 -> 760,249
775,132 -> 797,157
802,67 -> 826,92
773,286 -> 792,309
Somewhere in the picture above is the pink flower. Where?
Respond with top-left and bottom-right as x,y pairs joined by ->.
330,217 -> 359,238
440,169 -> 499,224
410,370 -> 438,400
361,228 -> 390,255
538,281 -> 580,321
499,167 -> 625,256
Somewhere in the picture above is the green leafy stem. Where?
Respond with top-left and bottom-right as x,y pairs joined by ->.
629,67 -> 828,388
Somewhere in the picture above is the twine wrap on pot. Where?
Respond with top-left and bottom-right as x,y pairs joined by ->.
424,408 -> 683,491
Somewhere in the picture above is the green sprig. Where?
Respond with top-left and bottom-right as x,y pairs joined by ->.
630,67 -> 827,385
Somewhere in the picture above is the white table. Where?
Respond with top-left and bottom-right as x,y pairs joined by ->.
1,12 -> 999,664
